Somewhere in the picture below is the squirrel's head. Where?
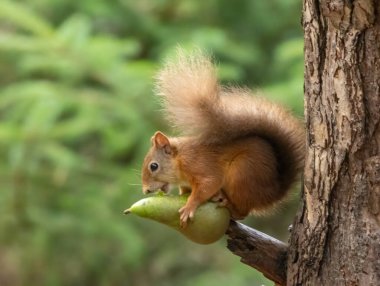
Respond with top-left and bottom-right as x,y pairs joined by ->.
141,131 -> 178,194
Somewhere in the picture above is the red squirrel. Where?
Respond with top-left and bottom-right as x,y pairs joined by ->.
141,50 -> 305,227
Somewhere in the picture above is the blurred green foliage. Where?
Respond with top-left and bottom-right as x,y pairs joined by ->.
0,0 -> 303,285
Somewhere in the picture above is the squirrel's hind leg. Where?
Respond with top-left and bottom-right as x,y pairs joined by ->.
223,137 -> 279,219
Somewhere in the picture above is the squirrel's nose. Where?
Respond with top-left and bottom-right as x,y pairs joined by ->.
143,187 -> 152,194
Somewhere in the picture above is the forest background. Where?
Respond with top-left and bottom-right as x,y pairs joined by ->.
0,1 -> 303,285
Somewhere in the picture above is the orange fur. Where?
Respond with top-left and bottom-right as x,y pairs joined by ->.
142,49 -> 305,226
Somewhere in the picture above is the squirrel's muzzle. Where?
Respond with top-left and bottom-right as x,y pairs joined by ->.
142,183 -> 169,194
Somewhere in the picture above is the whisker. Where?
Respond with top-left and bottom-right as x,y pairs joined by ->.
130,169 -> 141,175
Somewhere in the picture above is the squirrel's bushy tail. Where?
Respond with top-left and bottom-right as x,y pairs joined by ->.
155,49 -> 220,135
156,49 -> 305,190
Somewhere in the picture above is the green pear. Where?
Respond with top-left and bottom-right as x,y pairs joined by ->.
124,193 -> 231,244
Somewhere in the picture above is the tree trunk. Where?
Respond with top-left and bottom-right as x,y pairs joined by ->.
287,0 -> 380,285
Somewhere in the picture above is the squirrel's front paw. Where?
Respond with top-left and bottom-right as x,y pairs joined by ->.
178,206 -> 195,228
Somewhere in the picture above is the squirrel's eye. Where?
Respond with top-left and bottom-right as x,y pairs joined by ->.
149,162 -> 159,172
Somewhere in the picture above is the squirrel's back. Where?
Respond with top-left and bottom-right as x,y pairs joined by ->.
156,49 -> 305,193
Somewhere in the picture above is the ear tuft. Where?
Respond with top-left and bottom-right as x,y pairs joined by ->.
153,131 -> 172,154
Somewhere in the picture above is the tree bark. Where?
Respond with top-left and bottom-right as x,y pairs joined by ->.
226,221 -> 288,285
287,0 -> 380,285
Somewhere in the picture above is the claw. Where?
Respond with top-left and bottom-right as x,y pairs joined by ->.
179,206 -> 195,228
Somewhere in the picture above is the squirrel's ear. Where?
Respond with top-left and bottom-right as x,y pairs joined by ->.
152,131 -> 172,154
